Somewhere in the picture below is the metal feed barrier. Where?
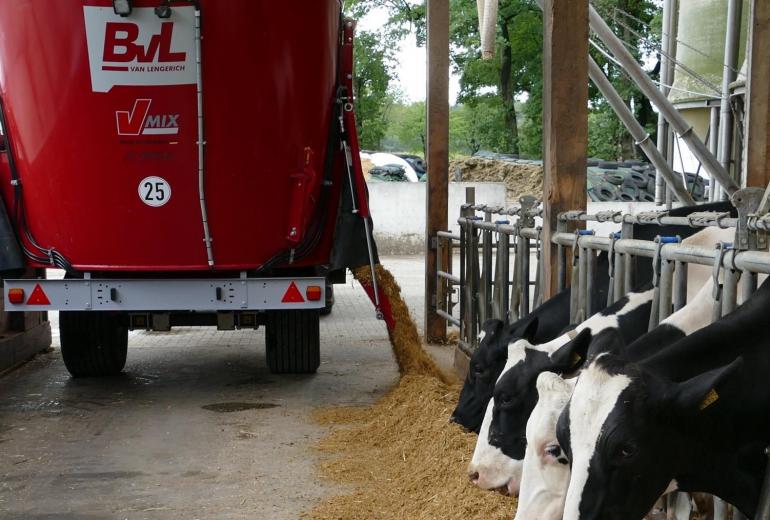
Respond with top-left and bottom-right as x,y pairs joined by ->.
435,185 -> 770,520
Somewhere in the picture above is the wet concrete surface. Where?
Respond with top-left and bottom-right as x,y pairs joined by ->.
0,257 -> 447,519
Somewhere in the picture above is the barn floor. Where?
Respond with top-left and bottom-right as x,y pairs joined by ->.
0,256 -> 450,520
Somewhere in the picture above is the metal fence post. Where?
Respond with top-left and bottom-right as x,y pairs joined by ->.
521,232 -> 531,317
622,221 -> 635,295
673,261 -> 689,311
481,210 -> 494,323
570,234 -> 581,324
510,222 -> 522,322
659,258 -> 675,322
533,228 -> 545,309
614,248 -> 626,305
722,266 -> 740,316
469,218 -> 481,347
494,226 -> 511,321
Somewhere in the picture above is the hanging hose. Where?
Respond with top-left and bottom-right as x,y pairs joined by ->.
0,97 -> 72,271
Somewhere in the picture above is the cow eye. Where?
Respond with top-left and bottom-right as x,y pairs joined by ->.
618,443 -> 638,459
498,393 -> 512,406
545,444 -> 561,458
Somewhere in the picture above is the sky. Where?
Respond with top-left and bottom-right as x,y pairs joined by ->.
358,7 -> 462,104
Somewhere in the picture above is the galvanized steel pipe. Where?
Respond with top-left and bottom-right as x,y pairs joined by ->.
588,4 -> 740,196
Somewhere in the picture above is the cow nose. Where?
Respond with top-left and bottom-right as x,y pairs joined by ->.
468,471 -> 479,483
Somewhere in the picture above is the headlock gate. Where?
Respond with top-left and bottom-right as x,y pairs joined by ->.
436,185 -> 770,520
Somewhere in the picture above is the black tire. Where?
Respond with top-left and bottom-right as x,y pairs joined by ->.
629,171 -> 649,188
621,184 -> 640,198
59,312 -> 128,378
618,191 -> 636,201
595,183 -> 618,201
647,178 -> 656,194
320,284 -> 334,316
604,172 -> 624,186
598,161 -> 619,170
638,191 -> 656,202
265,309 -> 320,374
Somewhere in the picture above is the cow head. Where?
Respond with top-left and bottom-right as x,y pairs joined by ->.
488,329 -> 593,463
514,372 -> 574,520
468,329 -> 589,495
558,352 -> 742,520
452,317 -> 538,432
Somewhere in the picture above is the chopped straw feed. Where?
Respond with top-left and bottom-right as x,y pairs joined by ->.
305,265 -> 514,519
352,265 -> 450,385
307,375 -> 515,519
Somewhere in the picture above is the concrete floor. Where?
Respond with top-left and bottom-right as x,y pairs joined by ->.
0,256 -> 451,520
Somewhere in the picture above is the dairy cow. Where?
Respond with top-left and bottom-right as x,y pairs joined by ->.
467,287 -> 654,494
452,203 -> 738,434
514,372 -> 575,520
451,290 -> 571,433
558,278 -> 770,519
506,273 -> 748,519
467,226 -> 738,496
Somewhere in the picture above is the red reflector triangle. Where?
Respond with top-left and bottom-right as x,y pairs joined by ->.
26,284 -> 51,305
281,282 -> 305,303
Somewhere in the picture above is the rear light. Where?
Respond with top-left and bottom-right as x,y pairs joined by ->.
8,288 -> 24,304
306,285 -> 322,301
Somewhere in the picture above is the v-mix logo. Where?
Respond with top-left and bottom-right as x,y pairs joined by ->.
116,99 -> 180,136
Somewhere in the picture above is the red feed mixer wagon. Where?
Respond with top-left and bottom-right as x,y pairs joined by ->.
0,0 -> 389,377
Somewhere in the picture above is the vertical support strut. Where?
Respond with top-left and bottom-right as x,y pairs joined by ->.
541,0 -> 589,300
716,0 -> 743,200
425,0 -> 450,343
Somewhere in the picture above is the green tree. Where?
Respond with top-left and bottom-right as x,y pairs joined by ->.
346,0 -> 661,161
451,0 -> 544,156
353,31 -> 395,149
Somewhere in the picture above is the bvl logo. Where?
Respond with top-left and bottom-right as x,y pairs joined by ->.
116,99 -> 180,136
103,22 -> 185,67
84,6 -> 196,93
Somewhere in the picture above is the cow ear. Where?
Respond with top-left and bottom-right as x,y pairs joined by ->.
670,357 -> 743,413
549,329 -> 592,372
587,328 -> 626,359
479,319 -> 504,343
514,316 -> 539,342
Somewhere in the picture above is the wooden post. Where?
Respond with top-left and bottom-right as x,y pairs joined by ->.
541,0 -> 589,299
425,0 -> 450,343
745,0 -> 770,188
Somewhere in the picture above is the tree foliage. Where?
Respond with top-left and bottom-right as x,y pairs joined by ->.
347,0 -> 661,160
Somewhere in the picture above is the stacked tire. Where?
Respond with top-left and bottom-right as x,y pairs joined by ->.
587,160 -> 706,203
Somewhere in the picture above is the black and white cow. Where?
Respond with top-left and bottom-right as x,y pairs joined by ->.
467,287 -> 654,494
510,276 -> 726,519
467,226 -> 736,496
558,277 -> 770,519
452,203 -> 738,434
451,288 -> 573,433
514,372 -> 575,520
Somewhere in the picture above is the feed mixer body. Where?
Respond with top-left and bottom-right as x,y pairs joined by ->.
0,0 -> 375,378
0,0 -> 345,272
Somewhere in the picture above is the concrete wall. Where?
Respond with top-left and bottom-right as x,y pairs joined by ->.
369,186 -> 676,255
369,182 -> 507,255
